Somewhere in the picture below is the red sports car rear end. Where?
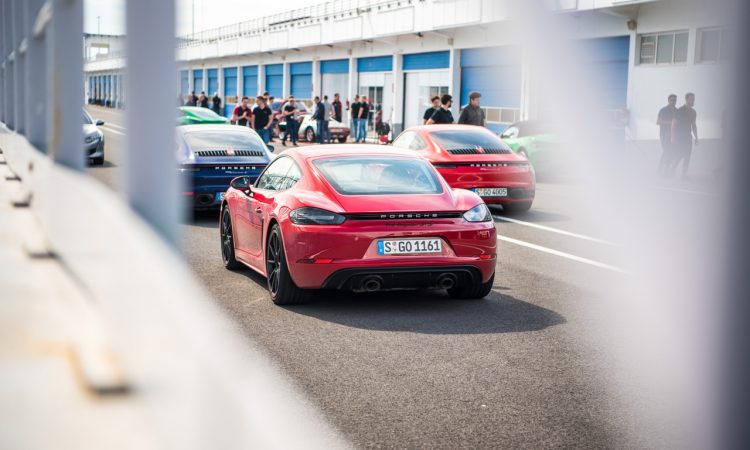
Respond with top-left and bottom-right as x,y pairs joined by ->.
220,146 -> 497,305
393,125 -> 535,213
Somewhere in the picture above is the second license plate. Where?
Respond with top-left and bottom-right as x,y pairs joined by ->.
475,187 -> 508,197
377,238 -> 442,255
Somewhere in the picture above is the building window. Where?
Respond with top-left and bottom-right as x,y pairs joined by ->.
697,28 -> 728,63
639,31 -> 689,65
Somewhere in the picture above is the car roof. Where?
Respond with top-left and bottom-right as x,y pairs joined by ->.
405,124 -> 495,133
287,145 -> 422,160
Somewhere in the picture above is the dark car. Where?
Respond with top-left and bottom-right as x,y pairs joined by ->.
176,125 -> 274,209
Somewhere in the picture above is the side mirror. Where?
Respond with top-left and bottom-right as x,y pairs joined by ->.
95,119 -> 105,126
230,176 -> 251,194
266,144 -> 275,153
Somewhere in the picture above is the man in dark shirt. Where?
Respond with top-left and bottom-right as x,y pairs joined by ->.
252,96 -> 273,144
672,92 -> 699,179
427,94 -> 455,125
656,94 -> 677,175
281,96 -> 299,147
458,91 -> 486,127
231,97 -> 252,127
198,91 -> 209,108
350,95 -> 361,142
185,91 -> 197,106
357,96 -> 370,143
212,92 -> 222,115
332,93 -> 343,123
423,96 -> 440,125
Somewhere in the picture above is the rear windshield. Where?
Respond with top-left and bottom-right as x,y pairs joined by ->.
184,130 -> 267,151
313,157 -> 443,195
430,130 -> 511,153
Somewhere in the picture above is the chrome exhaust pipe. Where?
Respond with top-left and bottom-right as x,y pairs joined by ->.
360,276 -> 383,293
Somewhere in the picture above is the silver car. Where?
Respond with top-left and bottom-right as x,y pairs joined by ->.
83,109 -> 105,165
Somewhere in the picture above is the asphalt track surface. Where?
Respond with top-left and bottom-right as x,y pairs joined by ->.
86,106 -> 710,449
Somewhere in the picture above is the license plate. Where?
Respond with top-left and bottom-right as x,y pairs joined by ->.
216,192 -> 226,202
475,187 -> 508,197
377,238 -> 442,255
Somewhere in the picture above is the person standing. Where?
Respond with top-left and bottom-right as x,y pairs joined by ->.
656,94 -> 678,175
212,92 -> 222,115
458,91 -> 486,127
186,91 -> 197,106
252,96 -> 273,144
198,91 -> 209,108
281,96 -> 299,147
350,95 -> 361,142
672,92 -> 699,180
332,93 -> 343,123
312,96 -> 324,143
320,95 -> 332,144
423,96 -> 440,125
427,94 -> 455,125
231,96 -> 252,127
357,96 -> 370,143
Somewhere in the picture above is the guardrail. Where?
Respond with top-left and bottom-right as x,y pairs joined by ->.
1,0 -> 348,448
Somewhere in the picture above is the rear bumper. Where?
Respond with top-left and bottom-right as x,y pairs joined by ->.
322,265 -> 486,291
180,166 -> 265,209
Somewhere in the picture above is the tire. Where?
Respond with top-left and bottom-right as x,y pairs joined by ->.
305,127 -> 315,142
92,156 -> 104,165
503,201 -> 533,214
220,206 -> 242,270
338,137 -> 347,143
266,224 -> 311,305
448,273 -> 495,300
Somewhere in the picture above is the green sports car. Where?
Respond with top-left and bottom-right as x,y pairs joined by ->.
177,106 -> 230,125
500,121 -> 561,174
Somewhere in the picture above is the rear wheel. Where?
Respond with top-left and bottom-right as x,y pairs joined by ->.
266,224 -> 311,305
220,206 -> 241,270
305,127 -> 315,142
503,201 -> 533,214
91,155 -> 104,165
448,273 -> 495,300
338,137 -> 347,143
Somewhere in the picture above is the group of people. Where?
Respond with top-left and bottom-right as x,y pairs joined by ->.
657,93 -> 699,179
229,95 -> 274,144
310,94 -> 345,144
183,90 -> 223,116
422,92 -> 487,127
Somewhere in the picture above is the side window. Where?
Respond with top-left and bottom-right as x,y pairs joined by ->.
410,134 -> 427,150
256,157 -> 293,191
280,162 -> 302,190
392,132 -> 414,150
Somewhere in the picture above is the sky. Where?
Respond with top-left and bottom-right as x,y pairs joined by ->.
84,0 -> 314,36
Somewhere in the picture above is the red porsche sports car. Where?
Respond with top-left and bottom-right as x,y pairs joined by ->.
392,125 -> 535,213
220,146 -> 497,305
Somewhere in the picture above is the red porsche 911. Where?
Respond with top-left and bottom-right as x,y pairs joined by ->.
392,125 -> 535,213
219,146 -> 497,305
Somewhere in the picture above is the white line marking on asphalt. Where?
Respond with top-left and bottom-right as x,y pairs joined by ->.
493,215 -> 616,246
497,235 -> 627,273
100,126 -> 126,137
655,185 -> 713,196
103,122 -> 126,131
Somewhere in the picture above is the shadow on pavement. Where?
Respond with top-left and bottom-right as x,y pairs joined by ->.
283,288 -> 566,335
186,209 -> 220,227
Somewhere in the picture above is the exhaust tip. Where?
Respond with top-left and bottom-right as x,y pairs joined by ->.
360,276 -> 383,293
437,273 -> 457,290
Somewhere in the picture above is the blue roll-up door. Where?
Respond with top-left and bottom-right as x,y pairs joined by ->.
321,59 -> 349,74
207,68 -> 218,96
180,70 -> 189,95
460,47 -> 522,108
242,66 -> 258,97
265,64 -> 283,98
577,36 -> 630,109
290,62 -> 312,99
223,67 -> 237,117
403,51 -> 450,71
357,55 -> 392,73
193,69 -> 203,93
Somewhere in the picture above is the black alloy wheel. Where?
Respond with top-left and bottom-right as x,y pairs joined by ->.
265,224 -> 311,305
221,207 -> 241,270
